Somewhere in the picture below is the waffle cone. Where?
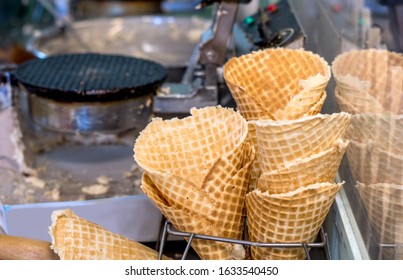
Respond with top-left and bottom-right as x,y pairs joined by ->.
223,48 -> 330,121
255,113 -> 351,172
143,140 -> 251,220
141,141 -> 254,260
224,84 -> 275,120
332,49 -> 403,114
334,87 -> 362,113
274,89 -> 326,120
307,91 -> 327,115
347,113 -> 403,154
335,85 -> 384,114
246,182 -> 343,260
134,106 -> 248,187
257,139 -> 349,194
247,121 -> 261,191
49,209 -> 169,260
346,140 -> 403,185
356,182 -> 403,260
134,106 -> 254,260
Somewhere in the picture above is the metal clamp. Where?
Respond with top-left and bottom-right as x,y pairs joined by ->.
153,2 -> 240,115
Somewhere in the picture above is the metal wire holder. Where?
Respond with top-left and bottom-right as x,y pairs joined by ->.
377,242 -> 403,260
158,219 -> 331,260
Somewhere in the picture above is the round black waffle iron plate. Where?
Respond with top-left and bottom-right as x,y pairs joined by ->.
14,53 -> 167,102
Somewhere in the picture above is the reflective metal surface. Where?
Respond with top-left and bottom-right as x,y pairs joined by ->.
26,90 -> 152,134
153,2 -> 239,115
26,16 -> 211,67
157,220 -> 330,260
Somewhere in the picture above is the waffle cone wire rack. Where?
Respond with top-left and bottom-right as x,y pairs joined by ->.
156,218 -> 331,260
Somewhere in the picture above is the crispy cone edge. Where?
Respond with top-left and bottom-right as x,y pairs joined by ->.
49,209 -> 169,260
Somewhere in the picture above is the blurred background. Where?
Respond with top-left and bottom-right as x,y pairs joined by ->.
0,0 -> 401,64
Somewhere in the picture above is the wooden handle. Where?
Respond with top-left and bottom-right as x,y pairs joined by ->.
0,235 -> 59,260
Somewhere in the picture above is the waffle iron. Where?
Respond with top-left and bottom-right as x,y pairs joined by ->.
14,53 -> 167,133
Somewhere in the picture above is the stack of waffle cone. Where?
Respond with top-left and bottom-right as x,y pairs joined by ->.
355,183 -> 403,260
245,113 -> 350,260
346,140 -> 403,186
346,113 -> 403,155
257,139 -> 349,194
255,113 -> 351,172
49,209 -> 169,260
344,113 -> 403,259
345,114 -> 403,186
223,48 -> 331,192
223,48 -> 331,121
246,182 -> 343,260
332,49 -> 403,115
332,49 -> 403,259
133,106 -> 254,260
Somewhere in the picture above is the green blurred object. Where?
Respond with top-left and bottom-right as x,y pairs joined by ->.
0,0 -> 55,47
0,0 -> 25,46
244,15 -> 255,25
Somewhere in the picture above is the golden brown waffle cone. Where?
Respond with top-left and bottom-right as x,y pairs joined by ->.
245,92 -> 327,192
49,209 -> 169,260
356,182 -> 403,260
257,139 -> 349,194
244,91 -> 326,192
141,142 -> 254,260
346,140 -> 403,185
134,106 -> 248,186
223,48 -> 331,121
247,121 -> 261,191
255,113 -> 351,172
246,182 -> 343,260
274,89 -> 326,120
134,106 -> 254,260
332,49 -> 403,114
346,113 -> 403,154
224,85 -> 275,121
307,91 -> 327,115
